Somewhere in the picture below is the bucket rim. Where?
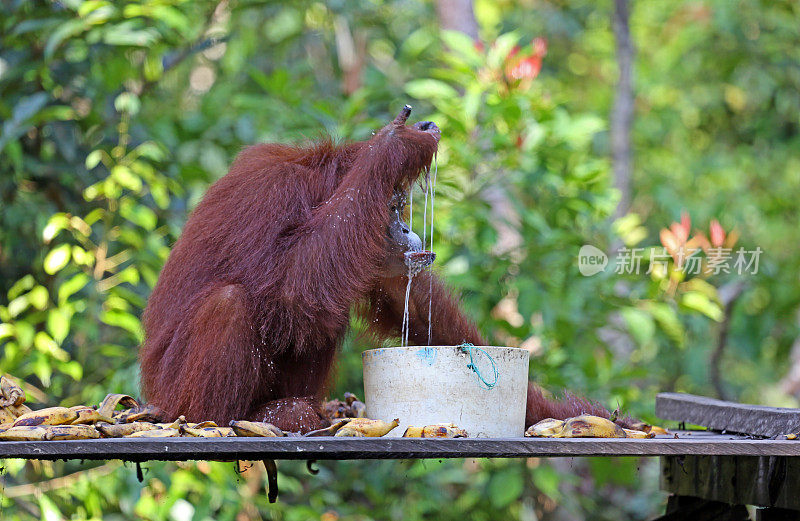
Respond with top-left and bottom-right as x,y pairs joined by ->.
362,345 -> 529,356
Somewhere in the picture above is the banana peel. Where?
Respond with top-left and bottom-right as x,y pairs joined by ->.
97,394 -> 139,419
115,404 -> 167,424
230,420 -> 284,437
0,376 -> 25,407
13,407 -> 78,427
334,418 -> 399,437
525,418 -> 567,437
0,426 -> 50,441
622,428 -> 655,439
556,415 -> 626,438
628,421 -> 669,436
526,415 -> 627,438
180,426 -> 233,437
304,419 -> 352,437
96,422 -> 160,438
402,423 -> 468,438
70,406 -> 114,425
46,424 -> 101,440
126,428 -> 180,438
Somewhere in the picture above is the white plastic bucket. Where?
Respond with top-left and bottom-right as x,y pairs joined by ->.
362,346 -> 530,438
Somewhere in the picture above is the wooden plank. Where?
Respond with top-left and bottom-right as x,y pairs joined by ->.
656,393 -> 800,438
661,455 -> 800,511
0,433 -> 797,462
652,496 -> 750,521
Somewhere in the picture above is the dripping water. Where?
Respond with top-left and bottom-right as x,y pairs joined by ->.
400,154 -> 438,347
427,153 -> 438,345
422,167 -> 430,250
400,267 -> 414,347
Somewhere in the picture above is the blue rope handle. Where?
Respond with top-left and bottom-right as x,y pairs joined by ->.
458,343 -> 499,390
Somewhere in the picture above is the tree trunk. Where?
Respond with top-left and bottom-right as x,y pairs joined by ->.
435,0 -> 479,39
611,0 -> 634,219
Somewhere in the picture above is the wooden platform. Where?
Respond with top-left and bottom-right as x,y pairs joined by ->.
0,431 -> 797,462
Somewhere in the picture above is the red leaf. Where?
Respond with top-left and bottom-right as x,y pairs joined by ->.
709,219 -> 725,247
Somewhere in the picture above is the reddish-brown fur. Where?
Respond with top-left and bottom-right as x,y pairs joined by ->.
139,113 -> 488,431
139,112 -> 617,432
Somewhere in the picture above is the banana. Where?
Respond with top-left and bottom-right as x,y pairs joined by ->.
126,428 -> 180,438
555,415 -> 627,438
156,416 -> 187,430
13,407 -> 78,427
334,418 -> 399,437
0,426 -> 49,441
525,418 -> 566,437
787,433 -> 798,440
7,404 -> 32,416
402,423 -> 468,438
96,421 -> 160,438
0,376 -> 25,407
70,406 -> 114,425
622,428 -> 655,439
230,420 -> 285,437
97,394 -> 139,418
192,421 -> 218,428
115,404 -> 167,424
628,421 -> 669,436
0,407 -> 17,424
180,426 -> 233,437
46,424 -> 101,440
304,419 -> 352,437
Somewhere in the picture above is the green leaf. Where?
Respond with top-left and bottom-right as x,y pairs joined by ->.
532,465 -> 563,499
111,165 -> 143,192
621,307 -> 655,346
0,323 -> 15,341
441,30 -> 481,64
405,79 -> 459,101
101,310 -> 143,342
34,331 -> 69,361
42,213 -> 71,243
58,273 -> 90,304
59,360 -> 83,381
488,467 -> 523,508
8,274 -> 36,300
47,309 -> 70,344
114,92 -> 141,115
102,22 -> 159,47
7,296 -> 29,318
645,302 -> 685,348
681,291 -> 724,322
44,19 -> 87,59
0,93 -> 49,153
27,286 -> 49,310
85,150 -> 103,169
44,244 -> 72,275
39,487 -> 64,521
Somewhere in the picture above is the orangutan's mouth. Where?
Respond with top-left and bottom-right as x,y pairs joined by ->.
404,250 -> 435,275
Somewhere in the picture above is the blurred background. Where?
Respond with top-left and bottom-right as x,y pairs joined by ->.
1,0 -> 799,519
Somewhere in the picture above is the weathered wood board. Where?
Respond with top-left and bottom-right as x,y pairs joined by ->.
656,393 -> 800,438
0,432 -> 798,462
662,455 -> 800,511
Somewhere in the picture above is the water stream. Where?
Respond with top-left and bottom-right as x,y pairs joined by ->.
400,154 -> 438,347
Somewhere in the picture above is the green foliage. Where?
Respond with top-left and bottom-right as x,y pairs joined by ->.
1,0 -> 798,519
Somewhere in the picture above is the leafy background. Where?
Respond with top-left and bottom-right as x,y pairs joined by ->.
1,0 -> 799,519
